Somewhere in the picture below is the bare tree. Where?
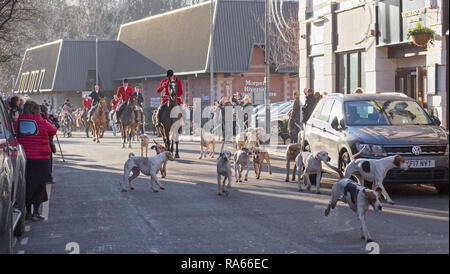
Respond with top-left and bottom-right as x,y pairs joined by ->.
254,7 -> 299,72
0,0 -> 39,63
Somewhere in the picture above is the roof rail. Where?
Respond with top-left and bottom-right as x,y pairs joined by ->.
381,92 -> 409,98
328,93 -> 344,97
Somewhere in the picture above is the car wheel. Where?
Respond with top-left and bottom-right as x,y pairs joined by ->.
435,183 -> 449,194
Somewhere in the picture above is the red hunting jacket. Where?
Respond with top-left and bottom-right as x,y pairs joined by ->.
83,98 -> 93,111
157,77 -> 184,105
116,86 -> 134,102
15,114 -> 57,160
110,98 -> 119,111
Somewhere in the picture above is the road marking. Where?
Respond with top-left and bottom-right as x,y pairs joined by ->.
18,251 -> 25,254
20,237 -> 28,245
42,184 -> 52,221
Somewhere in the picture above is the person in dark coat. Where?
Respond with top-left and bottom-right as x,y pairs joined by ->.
41,105 -> 58,185
16,100 -> 57,222
134,86 -> 145,134
288,90 -> 301,143
88,85 -> 106,120
242,96 -> 252,131
302,88 -> 318,124
219,97 -> 232,141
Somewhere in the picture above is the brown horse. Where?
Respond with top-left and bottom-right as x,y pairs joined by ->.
156,87 -> 183,158
90,98 -> 108,143
119,95 -> 137,148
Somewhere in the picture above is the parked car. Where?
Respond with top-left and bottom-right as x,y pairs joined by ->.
0,98 -> 28,254
304,93 -> 449,193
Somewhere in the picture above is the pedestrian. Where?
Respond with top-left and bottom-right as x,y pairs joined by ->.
16,100 -> 57,222
302,88 -> 318,124
41,105 -> 57,185
314,92 -> 323,101
9,96 -> 21,123
219,97 -> 232,141
242,95 -> 252,131
354,87 -> 364,94
288,90 -> 301,144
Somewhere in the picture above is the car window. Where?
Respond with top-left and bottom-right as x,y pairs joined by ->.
312,99 -> 325,120
329,100 -> 343,123
318,99 -> 335,122
344,100 -> 432,126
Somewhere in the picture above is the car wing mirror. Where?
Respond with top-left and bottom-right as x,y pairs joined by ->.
331,117 -> 340,131
431,115 -> 441,126
18,120 -> 38,137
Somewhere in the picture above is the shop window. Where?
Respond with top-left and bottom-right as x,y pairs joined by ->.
336,51 -> 366,94
310,55 -> 324,92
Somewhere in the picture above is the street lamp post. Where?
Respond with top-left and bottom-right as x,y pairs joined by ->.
88,35 -> 99,87
210,0 -> 215,105
265,0 -> 271,135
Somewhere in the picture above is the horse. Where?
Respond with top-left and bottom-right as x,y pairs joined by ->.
132,107 -> 145,140
118,95 -> 138,149
60,106 -> 73,138
90,98 -> 108,143
156,87 -> 183,158
79,108 -> 92,138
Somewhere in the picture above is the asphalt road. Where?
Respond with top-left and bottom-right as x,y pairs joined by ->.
14,132 -> 449,254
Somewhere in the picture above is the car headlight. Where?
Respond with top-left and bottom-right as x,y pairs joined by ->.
355,143 -> 387,157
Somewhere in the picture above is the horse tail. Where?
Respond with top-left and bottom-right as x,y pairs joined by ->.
129,153 -> 135,159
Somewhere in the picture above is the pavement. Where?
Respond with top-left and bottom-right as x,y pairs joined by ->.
13,132 -> 449,254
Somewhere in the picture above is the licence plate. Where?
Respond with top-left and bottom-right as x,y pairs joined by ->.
406,160 -> 435,169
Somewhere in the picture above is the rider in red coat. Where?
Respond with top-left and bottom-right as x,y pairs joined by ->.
82,96 -> 93,111
115,79 -> 134,122
157,73 -> 184,105
155,70 -> 184,126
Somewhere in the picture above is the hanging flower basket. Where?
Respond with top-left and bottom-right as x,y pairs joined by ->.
407,22 -> 435,47
411,33 -> 433,47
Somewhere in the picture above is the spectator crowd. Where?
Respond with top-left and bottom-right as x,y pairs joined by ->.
5,96 -> 59,222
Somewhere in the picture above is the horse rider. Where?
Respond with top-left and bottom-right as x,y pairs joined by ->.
155,69 -> 184,127
88,85 -> 106,120
115,79 -> 134,123
133,86 -> 145,134
82,95 -> 93,120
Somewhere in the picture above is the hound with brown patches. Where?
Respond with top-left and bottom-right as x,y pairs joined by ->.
151,140 -> 168,178
234,147 -> 253,183
217,142 -> 233,196
140,134 -> 151,157
344,153 -> 409,205
121,151 -> 174,193
195,128 -> 217,159
285,144 -> 301,182
325,179 -> 384,243
245,127 -> 265,148
235,133 -> 248,150
252,147 -> 272,180
295,151 -> 342,194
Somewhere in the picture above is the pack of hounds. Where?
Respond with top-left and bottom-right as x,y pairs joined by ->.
121,128 -> 409,243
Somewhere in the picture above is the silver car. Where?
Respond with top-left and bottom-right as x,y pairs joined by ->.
304,93 -> 449,194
